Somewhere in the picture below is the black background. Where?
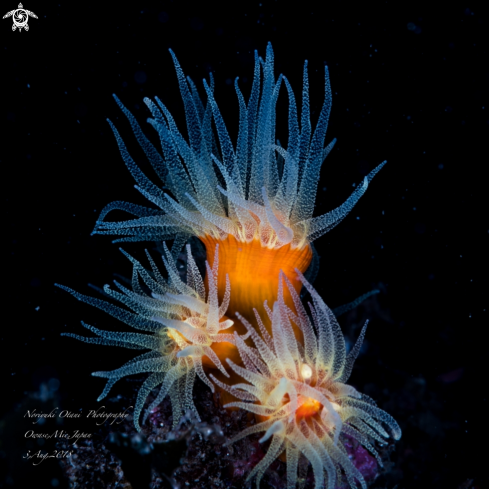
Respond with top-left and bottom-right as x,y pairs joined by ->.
1,1 -> 487,488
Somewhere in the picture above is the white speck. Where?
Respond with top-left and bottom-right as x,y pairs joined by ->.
301,363 -> 313,379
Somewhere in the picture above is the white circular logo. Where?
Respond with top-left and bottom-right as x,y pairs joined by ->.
3,3 -> 38,32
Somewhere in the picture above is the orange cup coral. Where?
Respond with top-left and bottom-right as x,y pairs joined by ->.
59,43 -> 400,489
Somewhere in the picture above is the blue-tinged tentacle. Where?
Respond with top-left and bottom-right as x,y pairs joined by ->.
112,94 -> 168,184
203,79 -> 243,195
93,201 -> 161,232
267,74 -> 283,198
132,371 -> 167,431
186,77 -> 205,124
153,97 -> 224,218
293,65 -> 333,224
169,49 -> 203,154
283,76 -> 300,158
63,321 -> 163,350
246,49 -> 261,199
302,161 -> 386,242
106,120 -> 166,202
234,77 -> 249,197
339,320 -> 368,384
251,43 -> 276,204
332,290 -> 379,318
297,60 -> 311,182
55,284 -> 162,332
96,351 -> 162,402
152,98 -> 200,205
61,332 -> 146,350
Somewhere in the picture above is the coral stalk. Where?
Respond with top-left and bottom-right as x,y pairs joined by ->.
201,234 -> 312,332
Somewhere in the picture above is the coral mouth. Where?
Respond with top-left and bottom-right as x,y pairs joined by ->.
296,398 -> 322,420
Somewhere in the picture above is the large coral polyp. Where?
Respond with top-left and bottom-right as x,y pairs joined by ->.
93,43 -> 385,256
92,43 -> 386,351
213,271 -> 401,488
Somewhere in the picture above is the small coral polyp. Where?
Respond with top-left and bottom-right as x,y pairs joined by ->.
60,43 -> 400,488
213,271 -> 401,489
58,244 -> 240,430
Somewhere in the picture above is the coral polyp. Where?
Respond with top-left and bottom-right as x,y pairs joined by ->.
213,271 -> 401,489
57,243 -> 239,430
92,42 -> 387,338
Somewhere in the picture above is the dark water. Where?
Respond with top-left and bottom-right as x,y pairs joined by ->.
2,2 -> 487,488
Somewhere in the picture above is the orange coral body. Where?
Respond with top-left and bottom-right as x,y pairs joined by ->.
199,234 -> 313,408
200,235 -> 313,334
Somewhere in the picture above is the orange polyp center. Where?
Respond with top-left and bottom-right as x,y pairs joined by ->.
200,234 -> 313,336
295,398 -> 322,420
